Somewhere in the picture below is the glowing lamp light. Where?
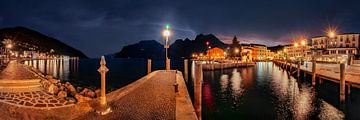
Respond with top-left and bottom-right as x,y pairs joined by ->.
206,41 -> 210,46
301,40 -> 306,46
163,30 -> 171,37
328,31 -> 336,38
294,43 -> 299,48
235,48 -> 240,53
6,44 -> 12,49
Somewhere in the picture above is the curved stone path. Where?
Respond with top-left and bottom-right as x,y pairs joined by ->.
0,90 -> 74,109
0,60 -> 75,109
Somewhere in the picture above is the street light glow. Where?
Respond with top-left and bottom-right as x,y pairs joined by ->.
6,44 -> 12,49
235,48 -> 239,53
163,30 -> 171,37
294,43 -> 298,48
301,40 -> 306,46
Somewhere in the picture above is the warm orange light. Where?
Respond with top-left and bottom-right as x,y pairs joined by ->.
301,40 -> 306,46
326,26 -> 337,38
294,43 -> 298,48
235,48 -> 239,53
163,30 -> 171,37
6,44 -> 12,49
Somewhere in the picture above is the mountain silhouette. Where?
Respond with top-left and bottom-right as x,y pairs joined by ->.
0,27 -> 88,58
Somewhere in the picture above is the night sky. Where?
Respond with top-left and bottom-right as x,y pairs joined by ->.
1,0 -> 360,58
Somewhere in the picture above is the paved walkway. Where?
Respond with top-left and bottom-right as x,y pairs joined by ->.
76,71 -> 177,120
0,61 -> 39,80
0,90 -> 74,109
0,60 -> 75,109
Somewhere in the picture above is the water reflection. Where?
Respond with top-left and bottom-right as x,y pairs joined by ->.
201,62 -> 354,120
24,58 -> 79,81
230,69 -> 243,98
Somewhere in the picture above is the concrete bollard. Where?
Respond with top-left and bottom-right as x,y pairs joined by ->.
97,56 -> 112,115
312,60 -> 317,87
194,64 -> 203,120
340,63 -> 345,103
166,58 -> 171,71
184,59 -> 188,82
147,59 -> 151,74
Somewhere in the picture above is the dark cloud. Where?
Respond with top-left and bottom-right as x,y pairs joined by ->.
0,0 -> 359,57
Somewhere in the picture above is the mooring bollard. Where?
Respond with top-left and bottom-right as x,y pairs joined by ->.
312,60 -> 317,87
97,56 -> 111,115
174,70 -> 179,93
184,59 -> 188,82
194,64 -> 203,120
147,59 -> 151,74
340,63 -> 345,103
166,58 -> 171,71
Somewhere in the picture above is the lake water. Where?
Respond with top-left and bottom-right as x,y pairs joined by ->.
199,62 -> 360,120
23,59 -> 360,119
23,58 -> 178,91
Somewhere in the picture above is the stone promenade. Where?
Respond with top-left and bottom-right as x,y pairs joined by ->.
76,71 -> 178,120
0,61 -> 75,110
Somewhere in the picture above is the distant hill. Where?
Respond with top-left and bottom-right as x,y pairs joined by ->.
169,34 -> 228,59
114,40 -> 164,59
115,34 -> 229,59
267,45 -> 290,52
0,27 -> 88,58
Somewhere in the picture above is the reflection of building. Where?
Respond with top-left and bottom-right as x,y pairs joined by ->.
207,47 -> 225,59
284,44 -> 312,60
311,33 -> 359,62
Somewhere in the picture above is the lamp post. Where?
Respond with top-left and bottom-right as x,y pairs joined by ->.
163,24 -> 171,70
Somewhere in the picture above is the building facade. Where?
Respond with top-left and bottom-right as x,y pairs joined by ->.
284,44 -> 312,60
311,33 -> 359,62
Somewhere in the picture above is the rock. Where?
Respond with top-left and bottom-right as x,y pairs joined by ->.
59,86 -> 65,91
76,87 -> 83,93
48,84 -> 59,95
75,94 -> 92,103
65,82 -> 77,96
49,79 -> 59,84
67,97 -> 77,104
95,89 -> 101,98
57,91 -> 67,98
85,90 -> 95,98
79,88 -> 90,96
46,75 -> 53,79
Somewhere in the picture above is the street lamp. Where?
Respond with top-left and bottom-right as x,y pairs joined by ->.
163,24 -> 171,70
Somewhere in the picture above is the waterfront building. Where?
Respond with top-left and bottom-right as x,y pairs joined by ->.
311,33 -> 360,62
206,47 -> 225,59
250,44 -> 268,61
284,43 -> 312,61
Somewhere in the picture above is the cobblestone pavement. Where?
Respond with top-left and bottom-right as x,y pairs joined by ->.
0,61 -> 39,80
0,90 -> 74,109
76,71 -> 176,120
0,60 -> 75,109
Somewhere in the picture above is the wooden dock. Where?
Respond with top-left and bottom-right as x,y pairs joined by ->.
273,60 -> 360,103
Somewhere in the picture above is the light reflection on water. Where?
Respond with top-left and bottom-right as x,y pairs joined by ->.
23,58 -> 147,91
201,62 -> 351,120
